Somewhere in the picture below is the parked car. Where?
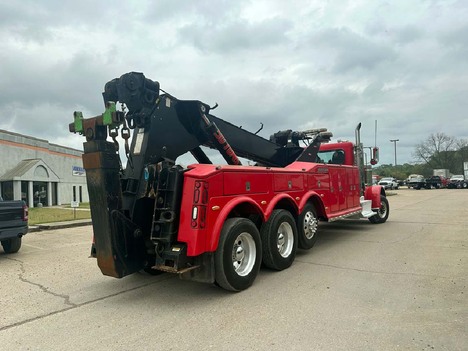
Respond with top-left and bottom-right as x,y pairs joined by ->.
425,175 -> 448,189
0,195 -> 29,253
378,177 -> 399,190
447,175 -> 467,189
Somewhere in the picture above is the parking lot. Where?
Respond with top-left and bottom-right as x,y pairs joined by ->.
1,189 -> 467,350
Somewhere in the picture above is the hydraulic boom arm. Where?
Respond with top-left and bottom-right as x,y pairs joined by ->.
69,72 -> 332,278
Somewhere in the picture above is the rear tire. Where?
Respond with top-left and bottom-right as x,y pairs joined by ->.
297,203 -> 319,250
1,237 -> 22,254
369,195 -> 389,224
261,210 -> 298,271
215,218 -> 262,292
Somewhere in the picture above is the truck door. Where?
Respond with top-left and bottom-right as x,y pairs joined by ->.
347,168 -> 360,208
329,166 -> 347,212
337,167 -> 348,211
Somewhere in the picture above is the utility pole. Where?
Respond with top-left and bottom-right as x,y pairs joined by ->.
390,139 -> 399,166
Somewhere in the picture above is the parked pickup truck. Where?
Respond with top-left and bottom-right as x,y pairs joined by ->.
447,175 -> 467,189
407,175 -> 447,189
378,177 -> 399,190
425,176 -> 448,189
0,196 -> 29,254
407,174 -> 425,189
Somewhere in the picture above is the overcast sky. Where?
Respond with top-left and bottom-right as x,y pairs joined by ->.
1,0 -> 467,165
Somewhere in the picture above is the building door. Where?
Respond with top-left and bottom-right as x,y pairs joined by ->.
33,181 -> 48,207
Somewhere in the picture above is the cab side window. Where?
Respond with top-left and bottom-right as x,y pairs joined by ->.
331,150 -> 345,164
316,149 -> 345,164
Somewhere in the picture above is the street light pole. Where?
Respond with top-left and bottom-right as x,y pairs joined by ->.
390,139 -> 399,166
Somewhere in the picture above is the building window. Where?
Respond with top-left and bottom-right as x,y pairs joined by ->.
79,186 -> 83,202
34,165 -> 49,178
1,181 -> 13,200
52,183 -> 58,206
73,186 -> 76,202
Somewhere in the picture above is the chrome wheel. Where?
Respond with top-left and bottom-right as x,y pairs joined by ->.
261,209 -> 298,271
215,218 -> 262,291
377,200 -> 388,218
303,211 -> 318,240
369,195 -> 390,224
232,232 -> 256,277
277,222 -> 294,258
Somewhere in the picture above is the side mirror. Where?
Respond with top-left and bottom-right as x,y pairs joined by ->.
371,147 -> 379,165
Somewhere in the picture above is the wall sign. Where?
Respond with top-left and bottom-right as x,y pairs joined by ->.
72,166 -> 86,176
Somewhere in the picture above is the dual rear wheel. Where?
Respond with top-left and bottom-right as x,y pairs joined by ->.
261,210 -> 298,271
215,205 -> 319,291
214,218 -> 262,292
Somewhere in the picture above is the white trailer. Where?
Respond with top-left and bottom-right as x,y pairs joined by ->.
433,169 -> 451,178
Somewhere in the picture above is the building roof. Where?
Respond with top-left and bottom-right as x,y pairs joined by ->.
0,128 -> 83,156
0,159 -> 60,182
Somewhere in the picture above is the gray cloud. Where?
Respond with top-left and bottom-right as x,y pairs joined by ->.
178,18 -> 292,53
309,27 -> 397,74
1,0 -> 467,166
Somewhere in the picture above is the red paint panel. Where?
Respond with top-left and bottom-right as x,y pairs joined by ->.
308,173 -> 329,190
273,173 -> 304,192
223,172 -> 270,195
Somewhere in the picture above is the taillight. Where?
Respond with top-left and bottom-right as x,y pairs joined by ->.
23,205 -> 29,222
191,181 -> 208,229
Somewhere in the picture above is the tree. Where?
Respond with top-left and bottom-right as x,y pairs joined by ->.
413,133 -> 458,171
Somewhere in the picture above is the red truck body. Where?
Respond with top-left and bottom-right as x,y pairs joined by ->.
179,141 -> 382,258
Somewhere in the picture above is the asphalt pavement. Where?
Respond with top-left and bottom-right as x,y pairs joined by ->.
1,188 -> 467,351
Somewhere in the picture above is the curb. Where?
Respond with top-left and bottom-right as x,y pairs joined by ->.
29,220 -> 92,233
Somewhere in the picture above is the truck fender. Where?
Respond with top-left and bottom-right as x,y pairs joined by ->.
265,193 -> 299,218
364,185 -> 385,209
298,191 -> 326,218
209,196 -> 265,252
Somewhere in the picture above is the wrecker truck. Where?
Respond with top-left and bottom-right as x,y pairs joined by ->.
69,72 -> 389,291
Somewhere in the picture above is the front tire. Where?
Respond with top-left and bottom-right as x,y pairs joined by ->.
261,210 -> 298,271
215,218 -> 262,292
1,237 -> 22,254
369,195 -> 389,224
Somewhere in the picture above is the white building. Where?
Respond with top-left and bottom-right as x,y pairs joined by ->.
0,129 -> 88,207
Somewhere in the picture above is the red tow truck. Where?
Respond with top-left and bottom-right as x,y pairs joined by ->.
70,72 -> 389,291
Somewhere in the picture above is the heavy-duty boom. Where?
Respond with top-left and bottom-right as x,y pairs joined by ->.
70,72 -> 389,291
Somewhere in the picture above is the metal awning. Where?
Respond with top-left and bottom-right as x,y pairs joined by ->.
0,159 -> 60,182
